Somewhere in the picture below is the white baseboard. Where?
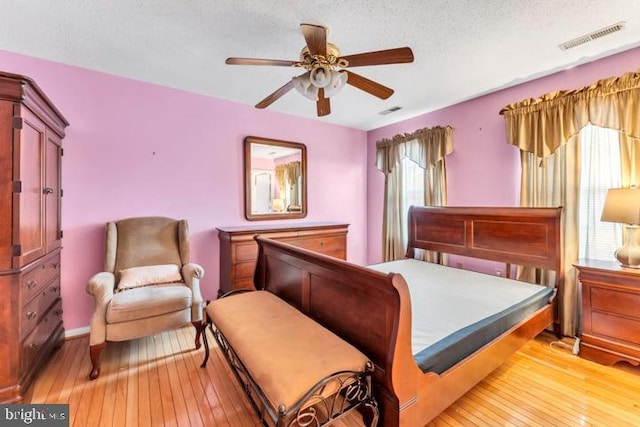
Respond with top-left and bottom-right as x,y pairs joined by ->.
65,326 -> 90,339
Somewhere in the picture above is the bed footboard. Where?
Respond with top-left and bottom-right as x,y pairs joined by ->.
253,236 -> 419,427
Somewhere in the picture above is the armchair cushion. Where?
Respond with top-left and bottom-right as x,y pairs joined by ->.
106,283 -> 192,324
117,264 -> 182,290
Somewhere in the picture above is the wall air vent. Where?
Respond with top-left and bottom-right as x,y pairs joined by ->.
559,21 -> 626,51
379,106 -> 402,115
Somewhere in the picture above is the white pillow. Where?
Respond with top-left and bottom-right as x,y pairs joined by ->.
118,264 -> 182,290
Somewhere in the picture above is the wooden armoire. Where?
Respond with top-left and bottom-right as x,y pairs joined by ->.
0,72 -> 68,402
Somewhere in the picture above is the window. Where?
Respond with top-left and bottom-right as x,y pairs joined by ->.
578,125 -> 622,260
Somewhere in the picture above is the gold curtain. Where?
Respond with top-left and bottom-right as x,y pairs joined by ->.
501,70 -> 640,156
274,165 -> 286,199
285,161 -> 301,206
274,161 -> 302,206
376,126 -> 454,261
518,142 -> 580,335
501,70 -> 640,336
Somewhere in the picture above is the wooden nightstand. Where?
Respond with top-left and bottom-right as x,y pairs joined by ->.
575,259 -> 640,366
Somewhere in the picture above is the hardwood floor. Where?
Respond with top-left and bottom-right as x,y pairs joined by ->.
25,327 -> 640,426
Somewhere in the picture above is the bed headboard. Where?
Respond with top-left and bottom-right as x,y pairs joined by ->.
406,206 -> 563,274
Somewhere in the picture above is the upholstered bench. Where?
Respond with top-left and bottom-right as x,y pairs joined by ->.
201,290 -> 379,427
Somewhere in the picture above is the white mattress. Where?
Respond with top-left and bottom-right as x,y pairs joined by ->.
368,259 -> 550,356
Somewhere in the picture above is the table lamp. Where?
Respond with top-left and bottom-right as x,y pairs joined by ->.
600,187 -> 640,268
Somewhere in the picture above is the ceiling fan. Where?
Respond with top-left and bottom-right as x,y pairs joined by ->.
226,23 -> 414,117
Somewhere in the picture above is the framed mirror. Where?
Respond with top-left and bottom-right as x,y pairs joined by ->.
244,136 -> 307,221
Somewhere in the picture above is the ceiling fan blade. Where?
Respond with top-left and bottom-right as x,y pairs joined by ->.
300,23 -> 327,57
345,71 -> 394,99
316,88 -> 330,116
340,47 -> 414,67
226,57 -> 299,67
255,80 -> 295,109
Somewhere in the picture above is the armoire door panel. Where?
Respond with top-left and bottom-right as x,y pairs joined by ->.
45,133 -> 61,252
14,107 -> 46,267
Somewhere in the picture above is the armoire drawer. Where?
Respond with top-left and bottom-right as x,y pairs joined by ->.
20,253 -> 61,305
21,280 -> 61,340
22,300 -> 64,371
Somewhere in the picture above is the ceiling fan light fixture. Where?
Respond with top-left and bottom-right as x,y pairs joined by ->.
323,70 -> 348,98
292,71 -> 319,100
309,66 -> 331,88
227,23 -> 414,115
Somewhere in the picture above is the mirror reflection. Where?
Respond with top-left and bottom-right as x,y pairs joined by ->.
244,136 -> 307,220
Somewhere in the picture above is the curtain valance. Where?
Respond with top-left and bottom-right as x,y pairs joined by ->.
500,70 -> 640,158
375,126 -> 454,174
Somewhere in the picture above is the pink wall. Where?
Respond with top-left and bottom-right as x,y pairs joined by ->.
366,46 -> 640,265
3,45 -> 638,331
0,50 -> 367,332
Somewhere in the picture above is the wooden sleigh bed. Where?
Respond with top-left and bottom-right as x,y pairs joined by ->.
252,206 -> 563,426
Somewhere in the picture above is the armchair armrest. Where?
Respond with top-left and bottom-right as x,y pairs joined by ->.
86,272 -> 116,346
87,272 -> 115,301
182,262 -> 204,282
182,263 -> 205,322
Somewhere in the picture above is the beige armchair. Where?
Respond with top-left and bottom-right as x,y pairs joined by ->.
86,216 -> 204,380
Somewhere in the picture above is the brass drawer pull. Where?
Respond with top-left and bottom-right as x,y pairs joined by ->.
28,342 -> 38,350
43,187 -> 54,195
27,280 -> 37,289
27,311 -> 37,320
55,309 -> 64,316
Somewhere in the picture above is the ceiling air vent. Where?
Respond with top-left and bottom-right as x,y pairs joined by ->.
559,21 -> 626,51
379,106 -> 402,115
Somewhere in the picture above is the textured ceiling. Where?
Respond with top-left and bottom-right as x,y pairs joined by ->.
1,0 -> 639,130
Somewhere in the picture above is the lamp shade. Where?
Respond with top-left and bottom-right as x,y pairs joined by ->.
309,66 -> 331,88
292,71 -> 319,100
323,70 -> 348,98
601,188 -> 640,225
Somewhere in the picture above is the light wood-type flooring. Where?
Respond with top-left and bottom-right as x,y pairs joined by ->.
25,327 -> 640,426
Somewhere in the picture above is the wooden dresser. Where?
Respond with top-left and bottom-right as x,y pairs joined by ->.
575,259 -> 640,366
0,72 -> 68,402
217,222 -> 348,296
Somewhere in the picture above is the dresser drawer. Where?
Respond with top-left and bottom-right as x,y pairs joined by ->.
591,287 -> 640,319
22,300 -> 63,371
233,278 -> 254,291
20,253 -> 61,306
234,261 -> 257,280
592,311 -> 640,345
235,242 -> 258,262
21,280 -> 61,340
283,235 -> 346,257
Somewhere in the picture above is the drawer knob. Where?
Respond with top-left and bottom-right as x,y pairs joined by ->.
27,280 -> 37,289
43,187 -> 54,195
55,309 -> 64,316
27,311 -> 37,320
29,342 -> 38,350
50,262 -> 59,269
